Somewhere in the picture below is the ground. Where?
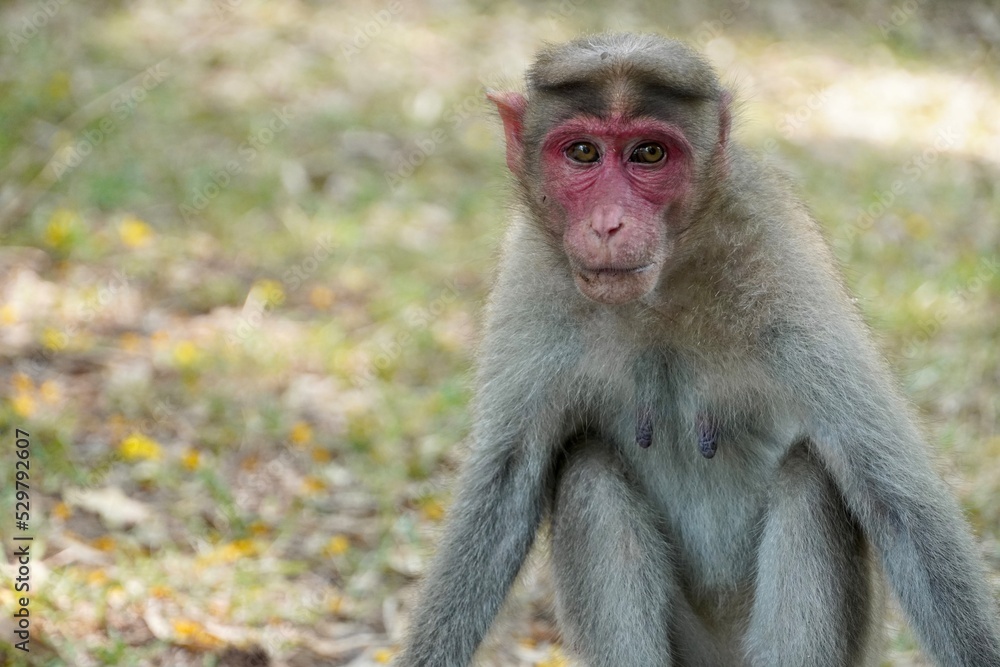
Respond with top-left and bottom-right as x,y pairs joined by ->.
0,1 -> 998,665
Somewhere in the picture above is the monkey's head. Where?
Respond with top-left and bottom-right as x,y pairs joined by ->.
489,34 -> 730,305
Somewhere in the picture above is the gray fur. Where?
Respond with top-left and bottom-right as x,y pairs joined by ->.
395,33 -> 1000,666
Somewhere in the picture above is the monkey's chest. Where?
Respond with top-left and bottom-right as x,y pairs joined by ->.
610,397 -> 791,595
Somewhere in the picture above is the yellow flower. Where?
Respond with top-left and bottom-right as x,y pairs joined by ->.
119,216 -> 154,248
309,285 -> 334,310
47,71 -> 70,99
92,536 -> 117,552
12,394 -> 36,418
290,421 -> 313,445
120,432 -> 163,461
253,279 -> 285,307
229,538 -> 258,557
172,618 -> 223,649
302,475 -> 326,494
0,304 -> 17,325
536,647 -> 570,667
199,539 -> 257,565
325,534 -> 351,556
119,332 -> 142,352
373,648 -> 395,663
172,618 -> 199,637
86,569 -> 109,586
328,594 -> 345,614
44,208 -> 79,248
41,328 -> 68,351
420,497 -> 445,522
302,475 -> 326,495
12,373 -> 33,393
172,340 -> 200,367
181,448 -> 200,471
53,502 -> 71,520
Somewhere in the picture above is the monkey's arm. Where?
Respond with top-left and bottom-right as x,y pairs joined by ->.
396,354 -> 566,667
792,333 -> 1000,666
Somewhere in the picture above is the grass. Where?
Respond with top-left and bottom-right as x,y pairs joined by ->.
0,1 -> 998,665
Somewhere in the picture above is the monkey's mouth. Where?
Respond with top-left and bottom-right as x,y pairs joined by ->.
577,264 -> 654,278
573,263 -> 659,305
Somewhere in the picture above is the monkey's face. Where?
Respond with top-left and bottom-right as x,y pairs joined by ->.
488,91 -> 696,305
537,115 -> 694,305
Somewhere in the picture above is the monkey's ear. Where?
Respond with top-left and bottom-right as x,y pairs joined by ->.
486,90 -> 527,175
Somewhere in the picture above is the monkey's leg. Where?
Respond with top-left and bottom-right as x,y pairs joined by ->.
550,440 -> 677,667
744,445 -> 882,667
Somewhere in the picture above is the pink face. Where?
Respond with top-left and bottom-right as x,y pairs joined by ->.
489,92 -> 695,305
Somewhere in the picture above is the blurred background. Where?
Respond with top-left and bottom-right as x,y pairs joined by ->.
0,1 -> 998,665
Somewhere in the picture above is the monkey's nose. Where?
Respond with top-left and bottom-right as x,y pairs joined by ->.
590,204 -> 625,239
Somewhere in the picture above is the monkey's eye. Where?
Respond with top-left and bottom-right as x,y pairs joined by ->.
629,143 -> 666,164
566,142 -> 600,163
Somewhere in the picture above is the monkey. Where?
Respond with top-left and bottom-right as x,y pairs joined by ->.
395,33 -> 1000,667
